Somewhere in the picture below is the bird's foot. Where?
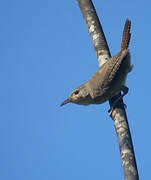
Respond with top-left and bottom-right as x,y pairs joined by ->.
108,103 -> 127,117
108,106 -> 115,117
123,103 -> 127,109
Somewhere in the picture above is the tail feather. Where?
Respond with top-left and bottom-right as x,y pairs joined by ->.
120,18 -> 131,51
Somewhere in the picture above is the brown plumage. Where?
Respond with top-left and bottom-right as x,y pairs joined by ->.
61,19 -> 133,107
120,19 -> 131,51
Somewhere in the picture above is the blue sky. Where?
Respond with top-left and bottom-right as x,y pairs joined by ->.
0,0 -> 150,179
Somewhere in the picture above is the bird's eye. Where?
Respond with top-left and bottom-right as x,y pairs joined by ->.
74,90 -> 79,95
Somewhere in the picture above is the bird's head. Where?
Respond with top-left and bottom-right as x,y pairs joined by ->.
60,84 -> 91,106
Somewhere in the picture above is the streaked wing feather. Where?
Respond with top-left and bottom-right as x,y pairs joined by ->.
88,50 -> 128,99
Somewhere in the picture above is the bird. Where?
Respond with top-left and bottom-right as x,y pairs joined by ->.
60,19 -> 132,110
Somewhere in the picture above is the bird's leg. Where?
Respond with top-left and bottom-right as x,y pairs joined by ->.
108,85 -> 129,115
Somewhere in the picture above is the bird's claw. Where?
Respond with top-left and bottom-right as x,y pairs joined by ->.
108,103 -> 127,117
108,107 -> 114,116
123,103 -> 127,109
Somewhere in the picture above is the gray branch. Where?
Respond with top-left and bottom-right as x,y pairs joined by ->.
76,0 -> 139,179
77,0 -> 111,66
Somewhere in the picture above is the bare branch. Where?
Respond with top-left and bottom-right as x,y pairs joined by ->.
76,1 -> 139,180
77,0 -> 111,66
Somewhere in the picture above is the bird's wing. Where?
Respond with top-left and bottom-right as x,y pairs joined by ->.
88,49 -> 129,99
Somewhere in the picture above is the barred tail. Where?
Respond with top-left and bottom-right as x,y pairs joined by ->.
120,18 -> 131,51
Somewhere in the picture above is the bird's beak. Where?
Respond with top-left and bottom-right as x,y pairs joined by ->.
60,98 -> 70,107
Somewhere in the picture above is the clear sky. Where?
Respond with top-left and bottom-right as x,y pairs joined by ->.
0,0 -> 150,179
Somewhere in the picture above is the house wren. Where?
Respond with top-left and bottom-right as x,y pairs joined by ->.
61,19 -> 132,109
